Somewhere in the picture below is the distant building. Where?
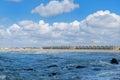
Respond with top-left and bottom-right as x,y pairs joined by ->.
42,46 -> 116,50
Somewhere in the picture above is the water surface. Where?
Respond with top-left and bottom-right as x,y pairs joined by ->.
0,52 -> 120,80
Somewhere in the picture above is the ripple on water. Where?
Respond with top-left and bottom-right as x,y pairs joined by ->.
0,52 -> 120,80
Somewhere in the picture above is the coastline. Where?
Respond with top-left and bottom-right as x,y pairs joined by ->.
0,48 -> 120,52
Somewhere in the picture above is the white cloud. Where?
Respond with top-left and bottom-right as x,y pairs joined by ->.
19,20 -> 39,31
8,24 -> 21,31
0,10 -> 120,47
31,0 -> 79,17
79,10 -> 120,45
7,0 -> 22,2
80,10 -> 120,34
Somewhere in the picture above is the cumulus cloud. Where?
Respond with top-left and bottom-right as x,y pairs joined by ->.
80,10 -> 120,35
7,0 -> 22,2
31,0 -> 79,17
0,10 -> 120,47
79,10 -> 120,45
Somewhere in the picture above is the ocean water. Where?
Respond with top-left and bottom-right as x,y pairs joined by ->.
0,51 -> 120,80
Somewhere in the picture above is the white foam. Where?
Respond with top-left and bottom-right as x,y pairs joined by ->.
98,71 -> 120,77
0,75 -> 6,80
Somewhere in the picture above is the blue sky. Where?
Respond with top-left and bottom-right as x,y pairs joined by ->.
0,0 -> 120,47
0,0 -> 120,25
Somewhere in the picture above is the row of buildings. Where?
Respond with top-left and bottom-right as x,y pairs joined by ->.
42,46 -> 120,50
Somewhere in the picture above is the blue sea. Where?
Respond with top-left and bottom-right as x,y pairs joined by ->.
0,51 -> 120,80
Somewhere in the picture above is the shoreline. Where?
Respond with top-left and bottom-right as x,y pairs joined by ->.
0,46 -> 120,52
0,48 -> 120,52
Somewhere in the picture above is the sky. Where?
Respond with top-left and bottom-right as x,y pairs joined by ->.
0,0 -> 120,47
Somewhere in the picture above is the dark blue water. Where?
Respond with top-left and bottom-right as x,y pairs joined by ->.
0,51 -> 120,80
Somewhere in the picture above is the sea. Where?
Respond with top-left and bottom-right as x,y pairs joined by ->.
0,51 -> 120,80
